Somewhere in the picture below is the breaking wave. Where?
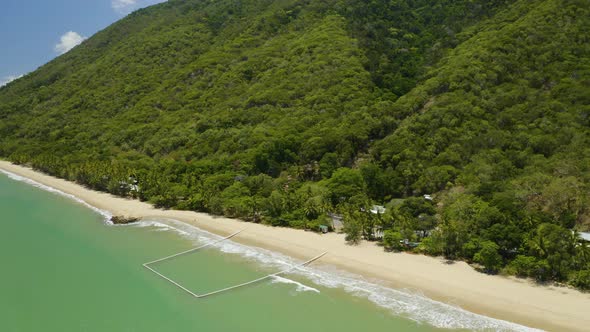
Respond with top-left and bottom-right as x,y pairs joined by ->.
0,168 -> 112,223
271,276 -> 320,293
134,218 -> 542,332
0,169 -> 542,331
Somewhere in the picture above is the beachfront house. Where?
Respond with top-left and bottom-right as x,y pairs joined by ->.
370,205 -> 386,214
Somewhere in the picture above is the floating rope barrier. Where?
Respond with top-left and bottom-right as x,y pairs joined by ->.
142,228 -> 326,298
143,263 -> 201,297
142,229 -> 245,297
196,251 -> 327,298
144,229 -> 245,266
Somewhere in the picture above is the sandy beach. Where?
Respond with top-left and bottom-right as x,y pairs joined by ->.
1,160 -> 588,331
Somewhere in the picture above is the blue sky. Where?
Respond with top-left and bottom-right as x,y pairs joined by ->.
0,0 -> 166,86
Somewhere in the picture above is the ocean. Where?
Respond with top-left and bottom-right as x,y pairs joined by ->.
0,171 -> 538,332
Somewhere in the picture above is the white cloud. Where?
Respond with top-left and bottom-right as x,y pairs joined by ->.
54,31 -> 86,54
0,74 -> 24,87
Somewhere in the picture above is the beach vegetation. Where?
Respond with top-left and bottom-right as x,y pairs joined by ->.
343,211 -> 362,245
1,0 -> 589,289
473,241 -> 503,274
382,230 -> 404,252
570,269 -> 590,291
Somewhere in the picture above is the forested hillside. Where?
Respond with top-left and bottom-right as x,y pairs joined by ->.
1,0 -> 589,288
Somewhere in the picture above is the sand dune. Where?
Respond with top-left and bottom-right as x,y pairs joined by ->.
1,160 -> 588,331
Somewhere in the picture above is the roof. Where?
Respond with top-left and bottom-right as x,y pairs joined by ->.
370,205 -> 386,214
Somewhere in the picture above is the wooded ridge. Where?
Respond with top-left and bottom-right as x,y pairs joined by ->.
1,0 -> 588,289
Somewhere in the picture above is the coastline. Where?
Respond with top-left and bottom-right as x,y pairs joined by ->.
1,160 -> 589,331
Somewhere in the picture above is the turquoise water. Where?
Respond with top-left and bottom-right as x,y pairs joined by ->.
0,171 -> 535,331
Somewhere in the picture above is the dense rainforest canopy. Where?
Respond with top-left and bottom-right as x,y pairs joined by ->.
1,0 -> 589,289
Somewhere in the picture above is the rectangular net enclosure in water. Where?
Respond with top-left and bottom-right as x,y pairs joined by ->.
142,229 -> 326,298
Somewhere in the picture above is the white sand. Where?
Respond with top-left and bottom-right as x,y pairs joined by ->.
1,160 -> 589,331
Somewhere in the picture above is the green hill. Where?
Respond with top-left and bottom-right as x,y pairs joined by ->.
1,0 -> 589,288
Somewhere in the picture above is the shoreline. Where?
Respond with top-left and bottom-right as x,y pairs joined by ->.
1,160 -> 589,331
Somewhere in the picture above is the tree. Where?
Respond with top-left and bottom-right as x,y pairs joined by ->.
528,223 -> 575,280
319,152 -> 339,179
482,222 -> 523,258
570,269 -> 590,290
327,168 -> 365,205
343,210 -> 363,245
297,183 -> 330,221
474,241 -> 502,273
575,241 -> 590,269
216,182 -> 254,219
383,230 -> 404,251
439,193 -> 506,258
507,255 -> 552,281
360,163 -> 388,199
266,190 -> 286,219
541,177 -> 585,228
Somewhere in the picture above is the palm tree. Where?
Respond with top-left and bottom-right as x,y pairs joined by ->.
528,232 -> 547,259
574,231 -> 590,268
576,244 -> 590,267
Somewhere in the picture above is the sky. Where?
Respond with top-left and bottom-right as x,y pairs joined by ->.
0,0 -> 167,86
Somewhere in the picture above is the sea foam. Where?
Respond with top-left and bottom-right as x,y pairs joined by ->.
0,169 -> 542,331
0,168 -> 112,223
134,218 -> 543,332
271,275 -> 320,293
